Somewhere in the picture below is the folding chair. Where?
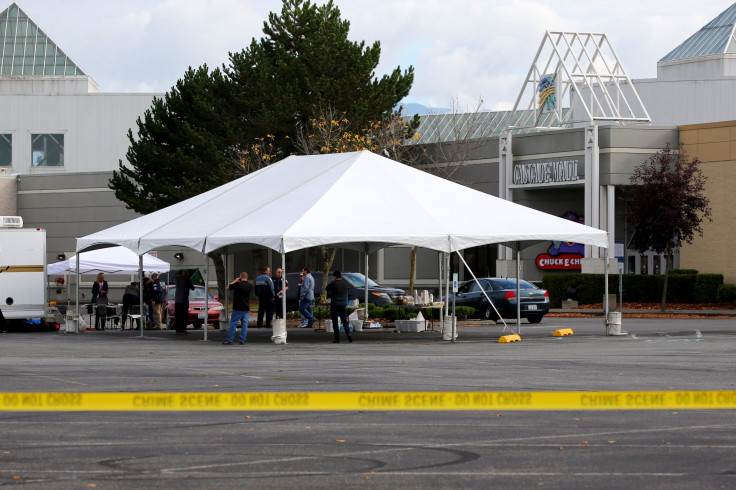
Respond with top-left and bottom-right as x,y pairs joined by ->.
127,304 -> 142,330
101,305 -> 120,329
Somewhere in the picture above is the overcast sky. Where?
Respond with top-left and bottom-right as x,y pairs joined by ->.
12,0 -> 733,111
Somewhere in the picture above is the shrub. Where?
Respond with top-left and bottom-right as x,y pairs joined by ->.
542,272 -> 723,306
694,274 -> 724,303
670,269 -> 699,275
716,284 -> 736,303
454,306 -> 475,320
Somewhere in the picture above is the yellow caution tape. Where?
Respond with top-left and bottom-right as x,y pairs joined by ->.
0,265 -> 44,273
1,391 -> 736,411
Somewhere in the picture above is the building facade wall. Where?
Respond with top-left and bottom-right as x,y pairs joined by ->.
679,120 -> 736,284
0,92 -> 155,174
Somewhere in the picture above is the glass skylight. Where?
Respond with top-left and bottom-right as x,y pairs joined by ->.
661,4 -> 736,61
0,2 -> 86,76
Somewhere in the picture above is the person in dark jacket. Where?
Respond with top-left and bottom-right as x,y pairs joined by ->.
142,276 -> 155,329
121,281 -> 140,329
223,272 -> 252,345
91,272 -> 109,330
272,267 -> 288,321
174,271 -> 194,335
151,272 -> 166,330
255,266 -> 274,328
325,270 -> 352,343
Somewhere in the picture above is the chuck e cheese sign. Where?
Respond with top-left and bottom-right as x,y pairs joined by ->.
535,211 -> 585,271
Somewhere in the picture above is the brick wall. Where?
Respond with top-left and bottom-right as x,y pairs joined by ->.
679,121 -> 736,284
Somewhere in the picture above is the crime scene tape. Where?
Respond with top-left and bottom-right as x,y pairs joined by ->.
2,391 -> 736,411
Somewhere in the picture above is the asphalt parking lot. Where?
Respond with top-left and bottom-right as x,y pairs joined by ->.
1,316 -> 735,488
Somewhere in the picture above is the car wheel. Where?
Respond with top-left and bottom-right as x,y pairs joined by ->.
480,305 -> 498,321
192,323 -> 202,329
287,300 -> 299,312
212,321 -> 220,330
527,314 -> 543,324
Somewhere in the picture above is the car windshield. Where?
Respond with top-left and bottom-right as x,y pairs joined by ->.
492,279 -> 538,290
168,286 -> 216,301
342,273 -> 379,288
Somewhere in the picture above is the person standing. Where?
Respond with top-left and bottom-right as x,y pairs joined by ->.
255,266 -> 274,328
297,271 -> 307,326
326,270 -> 352,343
272,267 -> 288,321
142,276 -> 155,329
299,267 -> 316,328
151,273 -> 166,330
174,270 -> 194,335
223,272 -> 252,345
121,281 -> 140,329
91,272 -> 109,330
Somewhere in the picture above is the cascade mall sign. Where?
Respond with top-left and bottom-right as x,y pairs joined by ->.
512,159 -> 580,186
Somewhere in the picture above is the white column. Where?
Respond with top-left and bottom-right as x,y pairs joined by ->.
498,132 -> 514,261
584,125 -> 600,258
607,185 -> 615,253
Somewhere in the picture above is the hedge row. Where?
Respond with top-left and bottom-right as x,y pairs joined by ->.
541,273 -> 725,307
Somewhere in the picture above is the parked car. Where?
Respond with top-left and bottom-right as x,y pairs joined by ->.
285,272 -> 404,311
444,278 -> 549,323
164,285 -> 223,329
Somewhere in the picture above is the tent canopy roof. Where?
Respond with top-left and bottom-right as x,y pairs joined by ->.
47,246 -> 169,275
77,151 -> 608,255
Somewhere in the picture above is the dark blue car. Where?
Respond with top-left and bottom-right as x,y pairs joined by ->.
444,278 -> 549,323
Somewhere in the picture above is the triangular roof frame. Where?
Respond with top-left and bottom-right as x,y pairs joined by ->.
506,31 -> 651,131
0,2 -> 88,77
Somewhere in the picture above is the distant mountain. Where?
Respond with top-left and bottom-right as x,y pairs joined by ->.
396,102 -> 451,116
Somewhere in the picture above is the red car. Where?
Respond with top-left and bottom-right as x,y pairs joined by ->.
164,285 -> 223,329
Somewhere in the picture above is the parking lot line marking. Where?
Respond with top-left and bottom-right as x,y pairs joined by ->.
2,391 -> 736,411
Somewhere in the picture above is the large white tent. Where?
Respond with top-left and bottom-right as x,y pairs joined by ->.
75,151 -> 610,340
77,151 -> 608,255
47,246 -> 170,275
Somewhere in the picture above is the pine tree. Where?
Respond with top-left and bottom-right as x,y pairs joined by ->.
109,66 -> 233,214
108,0 -> 415,299
225,0 -> 414,161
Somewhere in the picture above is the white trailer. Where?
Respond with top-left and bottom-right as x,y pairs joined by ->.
0,217 -> 49,325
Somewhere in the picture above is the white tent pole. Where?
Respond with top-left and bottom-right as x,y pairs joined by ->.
516,243 -> 521,336
139,255 -> 144,338
438,252 -> 443,330
281,252 -> 287,321
224,252 -> 229,330
364,252 -> 369,316
75,256 -> 79,330
444,252 -> 450,319
604,247 -> 610,319
204,256 -> 209,342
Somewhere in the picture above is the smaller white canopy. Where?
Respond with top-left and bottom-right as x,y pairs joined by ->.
47,246 -> 170,275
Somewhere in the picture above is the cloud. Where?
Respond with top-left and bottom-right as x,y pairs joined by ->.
14,0 -> 733,110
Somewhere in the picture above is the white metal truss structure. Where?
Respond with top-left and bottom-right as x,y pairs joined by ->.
506,31 -> 651,131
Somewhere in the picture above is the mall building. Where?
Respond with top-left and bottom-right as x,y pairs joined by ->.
1,2 -> 735,299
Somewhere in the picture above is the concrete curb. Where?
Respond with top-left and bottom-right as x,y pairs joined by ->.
550,308 -> 736,317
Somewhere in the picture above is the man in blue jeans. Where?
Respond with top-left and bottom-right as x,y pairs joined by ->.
299,267 -> 316,328
224,272 -> 252,345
